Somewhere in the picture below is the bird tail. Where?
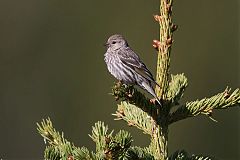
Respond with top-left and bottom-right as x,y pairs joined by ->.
151,81 -> 162,106
141,81 -> 162,106
152,80 -> 161,88
155,96 -> 162,106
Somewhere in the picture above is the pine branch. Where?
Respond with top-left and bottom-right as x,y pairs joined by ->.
126,146 -> 154,160
149,0 -> 176,158
38,118 -> 158,160
89,121 -> 137,159
89,121 -> 114,155
168,88 -> 240,124
168,150 -> 215,160
112,101 -> 155,135
73,147 -> 97,160
155,0 -> 175,100
37,118 -> 95,160
111,82 -> 158,117
106,130 -> 132,159
44,146 -> 61,160
167,74 -> 188,105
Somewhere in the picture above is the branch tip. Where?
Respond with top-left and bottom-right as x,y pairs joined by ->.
166,38 -> 173,46
153,14 -> 162,22
152,39 -> 161,51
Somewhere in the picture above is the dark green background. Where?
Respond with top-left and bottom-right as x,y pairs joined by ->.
0,0 -> 239,159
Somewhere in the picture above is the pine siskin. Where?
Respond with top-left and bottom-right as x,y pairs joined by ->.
104,34 -> 161,105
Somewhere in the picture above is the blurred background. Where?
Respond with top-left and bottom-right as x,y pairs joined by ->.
0,0 -> 239,159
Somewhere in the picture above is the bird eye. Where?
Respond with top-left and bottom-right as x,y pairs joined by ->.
112,41 -> 116,44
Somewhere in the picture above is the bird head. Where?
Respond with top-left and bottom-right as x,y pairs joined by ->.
105,34 -> 129,51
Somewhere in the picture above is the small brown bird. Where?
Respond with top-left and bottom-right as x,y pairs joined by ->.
104,34 -> 161,105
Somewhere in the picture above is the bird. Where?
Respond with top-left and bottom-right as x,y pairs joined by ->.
104,34 -> 161,105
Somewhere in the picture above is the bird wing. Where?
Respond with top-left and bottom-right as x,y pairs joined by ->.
118,48 -> 156,83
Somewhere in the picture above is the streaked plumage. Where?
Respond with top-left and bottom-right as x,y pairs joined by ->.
104,34 -> 161,105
